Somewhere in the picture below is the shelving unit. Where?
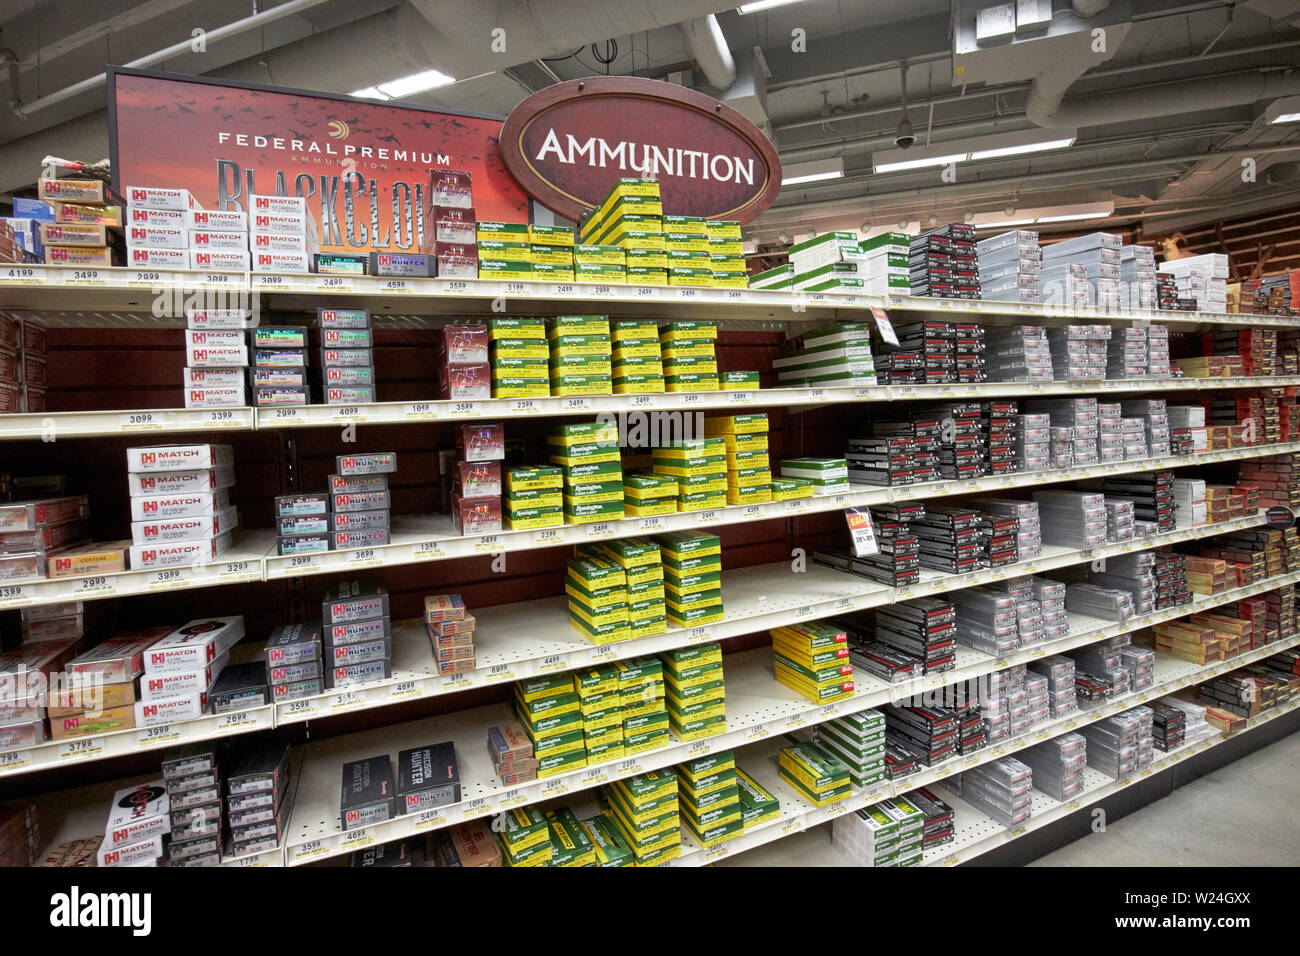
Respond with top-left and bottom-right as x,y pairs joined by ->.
7,266 -> 1298,870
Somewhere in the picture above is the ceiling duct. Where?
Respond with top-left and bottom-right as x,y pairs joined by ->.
679,15 -> 737,91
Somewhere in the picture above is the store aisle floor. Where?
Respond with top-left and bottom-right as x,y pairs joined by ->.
1031,732 -> 1300,867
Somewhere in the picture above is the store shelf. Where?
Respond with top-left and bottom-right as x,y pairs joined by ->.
700,632 -> 1300,868
0,406 -> 256,441
271,511 -> 1265,728
30,748 -> 302,868
0,703 -> 274,781
260,443 -> 1300,586
3,265 -> 1297,328
0,531 -> 271,613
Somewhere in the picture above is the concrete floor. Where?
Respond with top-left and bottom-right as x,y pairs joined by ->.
1030,731 -> 1300,867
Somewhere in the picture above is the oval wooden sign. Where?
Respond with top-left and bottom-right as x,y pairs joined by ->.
500,76 -> 781,224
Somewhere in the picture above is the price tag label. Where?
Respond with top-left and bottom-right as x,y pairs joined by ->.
785,715 -> 807,730
450,401 -> 481,418
485,664 -> 514,684
290,840 -> 331,863
414,542 -> 448,559
704,844 -> 730,862
636,515 -> 667,533
380,278 -> 412,293
728,391 -> 752,405
254,274 -> 286,289
330,692 -> 364,711
589,284 -> 615,298
340,827 -> 376,850
615,759 -> 644,778
0,584 -> 33,606
532,527 -> 565,547
414,810 -> 448,831
585,522 -> 617,540
66,268 -> 108,286
0,265 -> 42,284
287,554 -> 319,573
782,818 -> 805,836
202,408 -> 240,427
746,722 -> 769,741
0,750 -> 31,771
498,789 -> 528,810
331,405 -> 366,423
820,703 -> 841,719
794,605 -> 814,619
934,765 -> 953,778
676,287 -> 699,300
697,510 -> 721,525
561,397 -> 593,413
581,767 -> 610,787
687,740 -> 712,758
348,548 -> 381,568
725,289 -> 745,301
510,399 -> 541,416
688,626 -> 712,643
148,568 -> 187,591
58,738 -> 103,761
281,699 -> 317,720
316,276 -> 353,293
628,394 -> 658,409
388,680 -> 422,702
538,654 -> 570,674
630,285 -> 658,299
269,406 -> 301,423
540,779 -> 571,798
473,535 -> 501,554
120,412 -> 165,430
461,797 -> 491,819
742,505 -> 764,521
75,577 -> 116,598
591,645 -> 618,662
216,710 -> 261,733
404,402 -> 437,420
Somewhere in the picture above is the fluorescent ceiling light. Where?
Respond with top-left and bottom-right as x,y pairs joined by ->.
978,218 -> 1035,228
872,128 -> 1078,174
967,137 -> 1075,161
1266,96 -> 1300,124
1036,211 -> 1107,223
376,69 -> 456,98
350,87 -> 390,100
874,153 -> 966,174
738,0 -> 808,13
781,157 -> 844,186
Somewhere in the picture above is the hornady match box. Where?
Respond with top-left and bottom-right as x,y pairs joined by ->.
126,444 -> 233,473
128,468 -> 235,497
143,617 -> 244,674
139,654 -> 226,701
130,489 -> 230,521
130,506 -> 237,545
103,780 -> 170,848
135,691 -> 208,726
185,308 -> 256,330
125,186 -> 200,211
128,531 -> 232,569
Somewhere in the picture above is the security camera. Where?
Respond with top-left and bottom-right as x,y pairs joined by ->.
894,116 -> 916,149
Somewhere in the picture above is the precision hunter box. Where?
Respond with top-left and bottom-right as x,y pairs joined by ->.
340,755 -> 395,828
397,742 -> 461,813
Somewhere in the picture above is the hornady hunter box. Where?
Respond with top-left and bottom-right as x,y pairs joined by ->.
335,453 -> 396,476
323,579 -> 389,624
397,741 -> 460,813
369,252 -> 435,277
341,755 -> 395,827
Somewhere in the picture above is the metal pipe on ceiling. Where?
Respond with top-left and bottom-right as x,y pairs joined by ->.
10,0 -> 331,117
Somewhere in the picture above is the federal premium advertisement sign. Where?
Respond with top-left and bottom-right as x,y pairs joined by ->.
500,76 -> 781,224
107,68 -> 531,255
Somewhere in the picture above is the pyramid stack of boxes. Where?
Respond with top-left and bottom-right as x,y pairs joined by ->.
514,673 -> 588,781
503,461 -> 564,532
489,316 -> 548,399
653,437 -> 726,513
617,656 -> 669,756
706,413 -> 772,506
603,769 -> 681,866
613,318 -> 665,394
550,314 -> 613,397
574,664 -> 624,766
425,593 -> 475,676
662,320 -> 719,392
549,421 -> 624,527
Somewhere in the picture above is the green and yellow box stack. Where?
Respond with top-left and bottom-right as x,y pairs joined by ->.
543,807 -> 597,867
489,316 -> 549,399
660,320 -> 719,392
566,555 -> 629,646
547,420 -> 625,525
513,672 -> 588,779
579,177 -> 662,286
664,215 -> 711,288
579,537 -> 667,639
612,318 -> 666,393
655,530 -> 724,628
530,224 -> 575,283
503,464 -> 564,531
662,642 -> 726,741
704,219 -> 746,289
623,472 -> 678,516
578,812 -> 635,866
574,663 -> 623,763
705,413 -> 772,506
653,437 -> 727,513
677,750 -> 744,848
771,476 -> 816,502
603,768 -> 681,866
617,655 -> 669,755
815,709 -> 887,791
496,805 -> 552,867
476,221 -> 532,283
778,740 -> 852,808
736,766 -> 780,831
770,620 -> 856,705
548,315 -> 613,397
